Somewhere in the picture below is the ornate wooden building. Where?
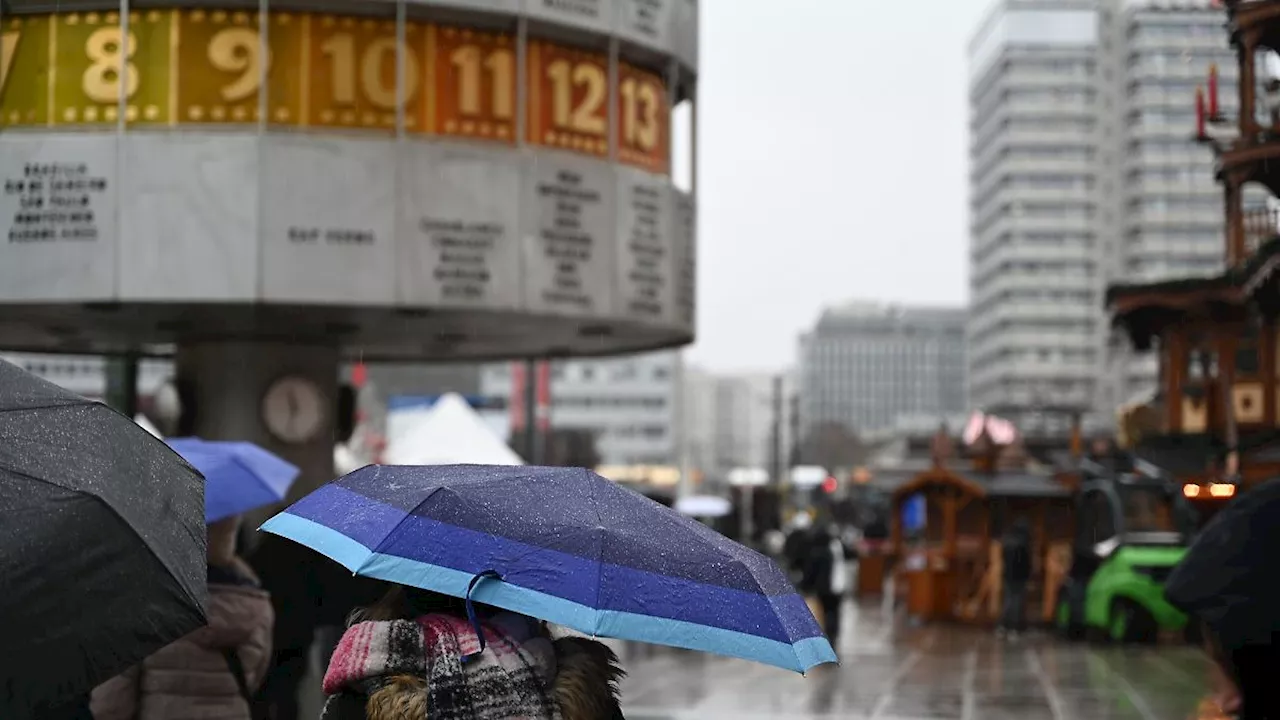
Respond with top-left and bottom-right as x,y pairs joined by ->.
1109,0 -> 1280,512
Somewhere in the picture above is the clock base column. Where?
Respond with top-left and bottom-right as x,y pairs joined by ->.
174,340 -> 340,538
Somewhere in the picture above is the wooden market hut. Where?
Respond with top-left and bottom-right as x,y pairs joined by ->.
885,440 -> 1074,625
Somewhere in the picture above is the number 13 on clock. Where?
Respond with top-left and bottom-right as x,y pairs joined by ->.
617,62 -> 669,174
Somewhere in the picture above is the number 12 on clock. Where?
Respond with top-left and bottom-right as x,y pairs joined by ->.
527,40 -> 608,158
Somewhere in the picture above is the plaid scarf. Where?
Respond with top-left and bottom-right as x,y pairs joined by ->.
323,614 -> 558,720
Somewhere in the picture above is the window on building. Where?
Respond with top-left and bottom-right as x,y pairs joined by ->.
1188,345 -> 1217,380
1237,324 -> 1261,377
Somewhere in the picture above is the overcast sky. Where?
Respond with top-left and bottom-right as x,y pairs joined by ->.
685,0 -> 993,373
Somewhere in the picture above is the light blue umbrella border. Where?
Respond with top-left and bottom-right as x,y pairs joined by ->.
262,512 -> 836,673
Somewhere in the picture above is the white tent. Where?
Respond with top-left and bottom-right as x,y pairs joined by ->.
383,392 -> 525,466
675,495 -> 732,518
334,443 -> 365,475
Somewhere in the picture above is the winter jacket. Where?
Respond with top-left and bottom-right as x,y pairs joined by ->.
783,529 -> 812,575
318,613 -> 625,720
1002,529 -> 1032,584
248,532 -> 385,656
801,532 -> 851,597
91,564 -> 274,720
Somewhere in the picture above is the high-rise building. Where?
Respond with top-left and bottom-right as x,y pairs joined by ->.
796,302 -> 968,440
479,351 -> 678,467
712,373 -> 781,473
683,364 -> 721,480
968,0 -> 1251,430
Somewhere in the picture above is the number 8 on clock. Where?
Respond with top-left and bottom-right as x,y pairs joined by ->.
51,11 -> 172,126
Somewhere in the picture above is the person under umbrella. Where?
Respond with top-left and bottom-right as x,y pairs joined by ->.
1164,477 -> 1280,720
247,531 -> 388,720
90,438 -> 299,720
0,360 -> 208,720
91,516 -> 275,720
259,464 -> 834,715
317,583 -> 626,720
165,438 -> 301,525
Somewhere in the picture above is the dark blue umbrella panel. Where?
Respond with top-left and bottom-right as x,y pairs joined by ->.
261,464 -> 835,673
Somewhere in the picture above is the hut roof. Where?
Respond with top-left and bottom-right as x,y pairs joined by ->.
889,466 -> 1070,502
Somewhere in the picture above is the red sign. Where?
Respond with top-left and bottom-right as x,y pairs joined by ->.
509,362 -> 526,432
535,361 -> 551,433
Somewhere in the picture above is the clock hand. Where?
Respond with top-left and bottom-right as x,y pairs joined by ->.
287,388 -> 299,431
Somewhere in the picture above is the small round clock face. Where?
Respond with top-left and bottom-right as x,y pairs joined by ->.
262,377 -> 326,444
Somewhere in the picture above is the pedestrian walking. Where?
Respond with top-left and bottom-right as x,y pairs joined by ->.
318,584 -> 626,720
783,511 -> 815,583
801,524 -> 851,653
91,515 -> 275,720
998,518 -> 1032,640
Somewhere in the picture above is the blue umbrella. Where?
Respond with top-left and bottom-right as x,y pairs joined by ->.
168,438 -> 299,523
260,464 -> 835,673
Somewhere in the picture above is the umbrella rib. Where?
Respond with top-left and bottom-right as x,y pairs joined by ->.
358,478 -> 446,574
0,399 -> 94,414
587,467 -> 605,638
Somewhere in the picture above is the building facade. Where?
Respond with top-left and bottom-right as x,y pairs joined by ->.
683,365 -> 721,481
968,0 -> 1252,431
480,351 -> 679,467
797,303 -> 968,440
712,373 -> 788,474
0,352 -> 171,402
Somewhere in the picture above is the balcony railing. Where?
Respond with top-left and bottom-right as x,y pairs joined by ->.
1244,206 -> 1280,255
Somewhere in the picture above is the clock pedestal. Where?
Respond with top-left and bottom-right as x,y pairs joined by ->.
175,341 -> 340,540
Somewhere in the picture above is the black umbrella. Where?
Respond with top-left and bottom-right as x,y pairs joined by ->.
0,360 -> 208,717
1164,478 -> 1280,649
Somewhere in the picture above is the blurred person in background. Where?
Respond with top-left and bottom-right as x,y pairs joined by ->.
801,524 -> 850,654
248,531 -> 384,720
91,516 -> 274,720
997,517 -> 1032,640
783,511 -> 814,585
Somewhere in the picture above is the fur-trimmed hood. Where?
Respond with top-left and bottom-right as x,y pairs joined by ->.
351,638 -> 627,720
356,640 -> 625,720
549,637 -> 626,720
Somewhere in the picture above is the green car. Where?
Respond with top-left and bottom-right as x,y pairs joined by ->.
1054,469 -> 1196,643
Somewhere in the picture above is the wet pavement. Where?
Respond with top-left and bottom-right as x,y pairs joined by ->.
618,601 -> 1221,720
